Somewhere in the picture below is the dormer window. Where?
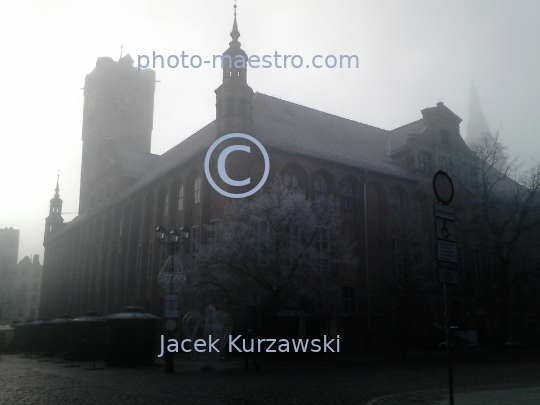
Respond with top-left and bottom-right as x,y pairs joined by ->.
419,152 -> 432,172
440,128 -> 451,147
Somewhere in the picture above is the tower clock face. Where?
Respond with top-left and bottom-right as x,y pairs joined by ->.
114,86 -> 141,113
86,89 -> 96,116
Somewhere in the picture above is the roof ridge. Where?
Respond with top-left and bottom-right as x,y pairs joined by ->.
391,118 -> 423,132
254,92 -> 389,133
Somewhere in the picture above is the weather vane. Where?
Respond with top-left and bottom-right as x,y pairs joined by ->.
234,0 -> 237,17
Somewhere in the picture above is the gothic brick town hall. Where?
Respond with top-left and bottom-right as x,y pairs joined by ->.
40,13 -> 535,350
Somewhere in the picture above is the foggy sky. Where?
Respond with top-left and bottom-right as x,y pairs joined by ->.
1,0 -> 539,262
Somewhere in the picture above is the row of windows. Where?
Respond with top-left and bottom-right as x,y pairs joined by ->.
419,149 -> 478,184
283,172 -> 355,210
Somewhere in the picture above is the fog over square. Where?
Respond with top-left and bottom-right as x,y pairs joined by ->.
1,0 -> 539,259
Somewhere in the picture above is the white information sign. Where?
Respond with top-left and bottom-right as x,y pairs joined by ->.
165,294 -> 179,318
434,204 -> 456,221
437,240 -> 458,263
438,266 -> 459,285
435,218 -> 457,242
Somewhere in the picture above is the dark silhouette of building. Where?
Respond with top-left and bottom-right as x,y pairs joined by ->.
39,14 -> 538,349
0,227 -> 20,266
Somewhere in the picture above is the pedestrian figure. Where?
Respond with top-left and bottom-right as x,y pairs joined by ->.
244,328 -> 259,370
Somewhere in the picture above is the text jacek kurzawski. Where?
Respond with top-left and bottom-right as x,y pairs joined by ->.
158,335 -> 340,357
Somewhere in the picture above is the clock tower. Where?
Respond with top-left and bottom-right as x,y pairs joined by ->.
79,54 -> 156,213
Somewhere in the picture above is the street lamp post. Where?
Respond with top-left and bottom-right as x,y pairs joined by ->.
155,225 -> 189,373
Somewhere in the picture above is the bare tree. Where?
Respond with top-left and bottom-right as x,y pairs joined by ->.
378,208 -> 440,356
467,132 -> 540,348
194,178 -> 354,320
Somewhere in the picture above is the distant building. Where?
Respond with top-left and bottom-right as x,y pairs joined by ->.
0,227 -> 20,266
5,255 -> 43,323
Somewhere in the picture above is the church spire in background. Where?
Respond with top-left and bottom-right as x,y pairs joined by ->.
231,1 -> 240,44
466,82 -> 491,145
54,171 -> 60,198
44,173 -> 64,244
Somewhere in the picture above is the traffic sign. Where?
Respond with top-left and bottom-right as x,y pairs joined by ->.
433,171 -> 454,205
434,204 -> 455,221
436,218 -> 456,242
165,294 -> 179,318
165,318 -> 178,331
437,240 -> 458,263
438,266 -> 459,285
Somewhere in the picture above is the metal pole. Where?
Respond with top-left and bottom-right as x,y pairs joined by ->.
444,283 -> 454,405
165,239 -> 175,374
363,169 -> 371,350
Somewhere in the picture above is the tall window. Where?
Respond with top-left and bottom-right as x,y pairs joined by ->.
391,237 -> 404,276
442,156 -> 453,173
163,191 -> 169,218
473,249 -> 482,281
146,241 -> 154,278
190,226 -> 200,259
340,183 -> 354,210
389,191 -> 402,218
411,197 -> 422,222
194,177 -> 201,204
313,177 -> 327,202
315,227 -> 330,269
419,152 -> 432,172
342,287 -> 357,316
283,172 -> 299,190
252,220 -> 269,264
177,185 -> 184,211
440,128 -> 451,147
135,245 -> 142,279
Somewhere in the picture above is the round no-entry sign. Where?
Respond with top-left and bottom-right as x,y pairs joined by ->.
433,170 -> 454,205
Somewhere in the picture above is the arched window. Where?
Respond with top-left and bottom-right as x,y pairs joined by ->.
340,182 -> 354,210
283,171 -> 299,190
163,191 -> 169,218
177,185 -> 184,211
411,197 -> 422,222
194,176 -> 201,204
389,190 -> 402,218
313,176 -> 328,202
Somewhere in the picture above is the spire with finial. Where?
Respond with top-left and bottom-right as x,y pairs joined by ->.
119,44 -> 123,60
55,171 -> 60,197
466,81 -> 491,145
45,172 -> 64,242
214,0 -> 254,137
230,1 -> 240,46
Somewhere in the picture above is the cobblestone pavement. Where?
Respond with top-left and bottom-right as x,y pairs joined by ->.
1,349 -> 540,405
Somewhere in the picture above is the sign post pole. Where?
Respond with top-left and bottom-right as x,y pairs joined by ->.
444,283 -> 454,405
433,170 -> 456,405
